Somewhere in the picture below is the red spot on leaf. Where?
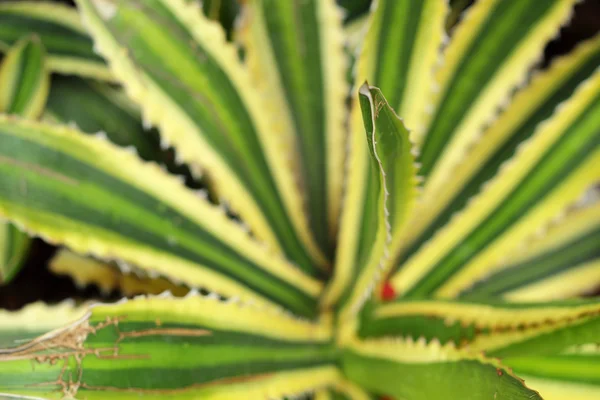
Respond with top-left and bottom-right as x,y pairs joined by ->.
381,281 -> 396,301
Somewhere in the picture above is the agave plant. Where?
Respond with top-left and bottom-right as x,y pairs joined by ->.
0,0 -> 599,398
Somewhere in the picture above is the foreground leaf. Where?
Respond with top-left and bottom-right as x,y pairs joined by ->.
0,117 -> 322,317
327,84 -> 417,320
0,301 -> 88,349
0,35 -> 50,284
0,294 -> 339,399
75,0 -> 327,274
342,338 -> 542,400
0,1 -> 111,80
331,0 -> 444,311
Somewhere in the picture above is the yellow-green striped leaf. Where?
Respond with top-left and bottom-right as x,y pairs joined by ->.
463,202 -> 600,301
0,35 -> 50,119
391,70 -> 600,298
0,222 -> 30,285
237,0 -> 348,252
75,0 -> 327,274
0,1 -> 111,81
0,117 -> 322,318
50,249 -> 189,297
417,0 -> 578,175
359,298 -> 600,346
342,337 -> 542,400
0,35 -> 50,284
327,85 -> 417,320
502,354 -> 600,400
400,35 -> 600,263
332,0 -> 445,312
0,294 -> 339,399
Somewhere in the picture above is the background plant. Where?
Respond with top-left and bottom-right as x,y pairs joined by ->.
0,0 -> 599,399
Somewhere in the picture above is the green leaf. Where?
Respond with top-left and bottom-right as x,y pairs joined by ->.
0,1 -> 111,81
417,0 -> 578,177
358,298 -> 600,346
391,70 -> 600,298
0,35 -> 50,119
0,117 -> 323,318
342,338 -> 542,400
237,0 -> 348,254
0,294 -> 340,399
0,222 -> 30,284
331,0 -> 445,311
325,84 -> 417,319
44,75 -> 166,164
503,354 -> 600,400
0,35 -> 50,284
75,0 -> 327,274
462,202 -> 600,301
398,35 -> 600,273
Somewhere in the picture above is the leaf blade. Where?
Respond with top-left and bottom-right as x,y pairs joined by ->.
0,117 -> 322,317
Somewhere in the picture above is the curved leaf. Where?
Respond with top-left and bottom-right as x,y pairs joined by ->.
0,117 -> 322,317
327,84 -> 417,320
359,298 -> 600,345
417,0 -> 578,175
75,0 -> 327,274
463,202 -> 600,301
0,294 -> 339,399
332,0 -> 445,311
0,1 -> 111,81
391,70 -> 600,298
0,35 -> 50,119
400,35 -> 600,261
342,338 -> 542,400
238,0 -> 348,250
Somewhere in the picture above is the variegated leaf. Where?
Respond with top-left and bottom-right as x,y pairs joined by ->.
463,202 -> 600,301
399,35 -> 600,268
391,69 -> 600,298
0,35 -> 50,284
0,294 -> 339,399
0,35 -> 50,119
237,0 -> 348,251
0,1 -> 111,81
333,0 -> 445,311
75,0 -> 327,274
50,249 -> 189,296
502,354 -> 600,400
326,85 -> 417,321
0,117 -> 322,317
343,337 -> 542,400
359,298 -> 600,346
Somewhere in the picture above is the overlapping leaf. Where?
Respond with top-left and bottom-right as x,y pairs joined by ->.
0,294 -> 339,399
75,0 -> 327,274
0,1 -> 111,80
0,117 -> 322,317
